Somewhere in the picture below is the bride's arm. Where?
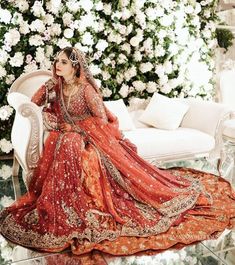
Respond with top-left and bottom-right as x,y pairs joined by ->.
84,83 -> 108,123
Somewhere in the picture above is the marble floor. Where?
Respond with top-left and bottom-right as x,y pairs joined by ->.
0,158 -> 234,265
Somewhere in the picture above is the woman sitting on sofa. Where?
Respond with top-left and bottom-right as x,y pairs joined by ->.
0,47 -> 235,255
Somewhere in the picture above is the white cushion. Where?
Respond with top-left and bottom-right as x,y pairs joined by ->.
124,127 -> 215,160
129,110 -> 149,128
139,93 -> 189,130
104,99 -> 135,131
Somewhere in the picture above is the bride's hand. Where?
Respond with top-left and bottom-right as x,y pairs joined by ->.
59,123 -> 72,132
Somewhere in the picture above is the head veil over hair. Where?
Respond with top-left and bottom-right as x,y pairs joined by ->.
53,47 -> 102,96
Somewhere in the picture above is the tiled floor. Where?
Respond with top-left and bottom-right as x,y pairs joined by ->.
0,158 -> 234,265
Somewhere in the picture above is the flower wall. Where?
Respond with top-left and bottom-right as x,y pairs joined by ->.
0,0 -> 218,157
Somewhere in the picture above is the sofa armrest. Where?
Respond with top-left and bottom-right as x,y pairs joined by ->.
7,92 -> 43,173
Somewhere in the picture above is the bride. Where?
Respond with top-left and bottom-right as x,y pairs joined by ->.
0,47 -> 234,255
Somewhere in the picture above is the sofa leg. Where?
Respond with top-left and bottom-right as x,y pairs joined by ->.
12,155 -> 21,200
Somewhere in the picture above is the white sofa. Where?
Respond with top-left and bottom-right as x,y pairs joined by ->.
8,70 -> 231,197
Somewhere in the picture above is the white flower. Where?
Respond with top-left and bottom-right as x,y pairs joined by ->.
0,50 -> 9,64
79,14 -> 95,31
119,84 -> 129,98
94,78 -> 102,88
160,83 -> 172,94
1,245 -> 13,262
155,65 -> 165,77
195,3 -> 202,14
94,1 -> 103,11
160,15 -> 174,27
19,21 -> 30,35
62,13 -> 73,27
155,7 -> 164,17
168,43 -> 179,56
102,71 -> 111,81
185,5 -> 194,14
0,105 -> 13,121
24,62 -> 38,73
74,43 -> 89,53
136,10 -> 146,28
30,19 -> 46,33
122,8 -> 132,20
0,139 -> 13,154
4,29 -> 21,47
143,38 -> 153,53
96,39 -> 108,52
48,23 -> 62,36
6,75 -> 15,85
158,29 -> 167,40
16,0 -> 29,12
79,0 -> 93,12
130,36 -> 141,47
146,82 -> 157,93
159,75 -> 168,86
124,66 -> 137,81
35,47 -> 45,63
132,80 -> 146,92
29,35 -> 44,46
0,8 -> 12,24
9,52 -> 24,67
103,58 -> 111,66
90,64 -> 101,75
121,43 -> 131,54
145,8 -> 158,21
82,32 -> 94,46
133,51 -> 142,62
64,28 -> 74,39
103,3 -> 112,15
0,165 -> 12,180
44,14 -> 54,25
155,45 -> 165,57
118,54 -> 128,64
32,1 -> 45,17
139,62 -> 153,73
0,195 -> 14,207
0,66 -> 7,79
107,32 -> 123,44
164,61 -> 173,74
66,0 -> 80,12
57,38 -> 71,49
120,0 -> 130,7
12,12 -> 24,25
47,0 -> 62,14
102,87 -> 112,97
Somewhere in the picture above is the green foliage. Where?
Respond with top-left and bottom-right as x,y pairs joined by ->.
216,28 -> 234,52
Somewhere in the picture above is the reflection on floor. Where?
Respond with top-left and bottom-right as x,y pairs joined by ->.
0,158 -> 234,265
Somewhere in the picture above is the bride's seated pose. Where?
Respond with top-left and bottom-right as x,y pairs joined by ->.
0,47 -> 234,255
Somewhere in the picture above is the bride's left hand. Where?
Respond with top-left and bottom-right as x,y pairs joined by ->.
59,123 -> 72,132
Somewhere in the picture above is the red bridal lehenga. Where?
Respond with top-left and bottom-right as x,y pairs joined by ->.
1,56 -> 235,257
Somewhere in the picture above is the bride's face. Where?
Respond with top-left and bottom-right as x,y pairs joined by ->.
55,52 -> 74,78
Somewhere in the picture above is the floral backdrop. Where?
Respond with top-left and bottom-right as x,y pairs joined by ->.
0,0 -> 218,160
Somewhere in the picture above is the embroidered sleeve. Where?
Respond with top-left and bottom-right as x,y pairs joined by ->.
85,83 -> 108,122
31,78 -> 57,106
42,111 -> 58,131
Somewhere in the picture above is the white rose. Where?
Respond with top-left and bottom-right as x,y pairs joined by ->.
103,3 -> 112,15
82,32 -> 94,46
118,54 -> 128,64
160,15 -> 173,27
19,21 -> 30,35
164,61 -> 173,74
143,38 -> 153,53
145,8 -> 157,21
133,51 -> 142,62
0,8 -> 12,24
126,24 -> 133,35
0,105 -> 13,121
185,5 -> 194,14
130,36 -> 141,47
4,29 -> 20,47
40,58 -> 52,70
74,43 -> 89,53
0,165 -> 12,180
44,14 -> 54,25
79,0 -> 93,12
168,43 -> 179,56
124,66 -> 137,81
155,45 -> 165,57
102,71 -> 111,81
24,62 -> 38,73
64,28 -> 74,39
30,19 -> 46,33
155,65 -> 165,77
120,0 -> 130,7
0,139 -> 13,154
96,39 -> 108,52
122,8 -> 132,20
29,35 -> 44,46
0,50 -> 9,64
94,1 -> 103,11
136,11 -> 146,28
32,1 -> 45,17
0,195 -> 14,207
16,0 -> 29,12
9,52 -> 24,67
158,29 -> 167,40
62,12 -> 73,27
103,58 -> 111,66
12,12 -> 24,25
119,84 -> 129,98
93,51 -> 102,60
45,45 -> 54,57
66,0 -> 80,12
139,62 -> 153,73
159,75 -> 168,86
57,38 -> 71,49
146,82 -> 157,93
0,65 -> 7,79
117,73 -> 124,84
102,87 -> 112,97
79,14 -> 95,31
195,3 -> 201,14
5,75 -> 15,85
155,7 -> 164,17
132,80 -> 146,92
48,23 -> 62,36
121,43 -> 131,54
90,64 -> 101,75
160,83 -> 172,94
